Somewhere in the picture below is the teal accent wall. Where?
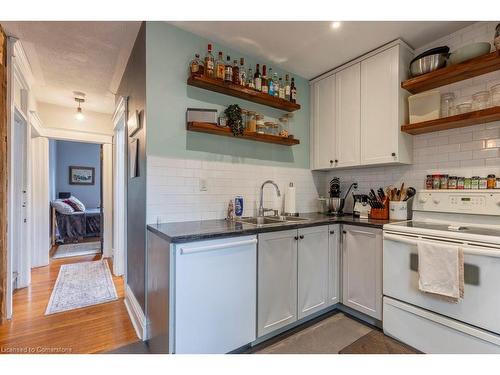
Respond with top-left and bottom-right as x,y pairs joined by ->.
146,22 -> 310,168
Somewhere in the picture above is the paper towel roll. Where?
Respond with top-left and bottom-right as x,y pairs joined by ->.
284,183 -> 296,215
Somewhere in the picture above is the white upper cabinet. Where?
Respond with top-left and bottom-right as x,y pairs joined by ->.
312,74 -> 336,170
360,44 -> 412,165
311,40 -> 413,170
335,63 -> 361,168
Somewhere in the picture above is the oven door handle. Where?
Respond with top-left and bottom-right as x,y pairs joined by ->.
383,232 -> 500,258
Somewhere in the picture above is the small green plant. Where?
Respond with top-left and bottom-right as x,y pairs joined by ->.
224,104 -> 244,136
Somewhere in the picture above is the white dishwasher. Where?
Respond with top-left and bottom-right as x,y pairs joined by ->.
174,235 -> 257,354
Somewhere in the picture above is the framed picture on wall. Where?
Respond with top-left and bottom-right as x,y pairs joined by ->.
129,138 -> 139,178
69,166 -> 95,185
128,109 -> 141,136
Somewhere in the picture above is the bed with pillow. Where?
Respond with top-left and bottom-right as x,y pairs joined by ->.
51,195 -> 101,243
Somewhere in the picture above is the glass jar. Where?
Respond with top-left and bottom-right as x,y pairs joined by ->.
256,124 -> 266,134
457,177 -> 465,190
255,114 -> 265,129
472,91 -> 490,111
240,109 -> 248,132
491,83 -> 500,107
496,178 -> 500,189
448,176 -> 458,189
278,116 -> 289,138
487,174 -> 496,189
441,93 -> 455,117
471,176 -> 480,189
432,174 -> 441,190
495,23 -> 500,51
425,175 -> 433,189
479,177 -> 488,189
456,102 -> 472,114
246,111 -> 256,132
464,177 -> 472,189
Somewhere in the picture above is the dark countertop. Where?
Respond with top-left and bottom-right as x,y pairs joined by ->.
147,212 -> 393,244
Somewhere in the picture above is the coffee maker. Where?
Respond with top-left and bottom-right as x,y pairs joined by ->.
353,194 -> 370,218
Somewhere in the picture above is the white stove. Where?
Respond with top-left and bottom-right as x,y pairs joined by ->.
382,190 -> 500,354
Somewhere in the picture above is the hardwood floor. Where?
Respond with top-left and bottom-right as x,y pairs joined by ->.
0,255 -> 139,354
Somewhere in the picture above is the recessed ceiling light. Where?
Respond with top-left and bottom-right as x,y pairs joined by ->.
330,21 -> 341,30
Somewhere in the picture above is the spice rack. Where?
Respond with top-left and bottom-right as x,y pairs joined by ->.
187,122 -> 300,146
187,75 -> 301,112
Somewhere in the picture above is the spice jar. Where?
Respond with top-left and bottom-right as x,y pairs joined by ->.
471,176 -> 480,190
448,176 -> 457,189
246,111 -> 256,132
432,174 -> 441,190
479,177 -> 488,189
256,124 -> 266,134
457,177 -> 465,190
487,174 -> 496,189
464,177 -> 472,189
440,174 -> 449,189
425,175 -> 433,190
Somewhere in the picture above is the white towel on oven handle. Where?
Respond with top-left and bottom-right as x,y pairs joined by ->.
417,240 -> 464,303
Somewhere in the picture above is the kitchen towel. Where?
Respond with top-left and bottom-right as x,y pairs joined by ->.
284,183 -> 296,215
417,241 -> 464,303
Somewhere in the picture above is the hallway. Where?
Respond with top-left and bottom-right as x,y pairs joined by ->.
0,255 -> 138,354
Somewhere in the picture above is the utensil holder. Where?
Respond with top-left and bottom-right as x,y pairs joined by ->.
389,201 -> 409,220
369,198 -> 389,220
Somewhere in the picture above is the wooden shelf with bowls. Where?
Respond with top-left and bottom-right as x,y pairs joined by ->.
187,122 -> 300,146
187,75 -> 301,112
401,51 -> 500,94
401,106 -> 500,135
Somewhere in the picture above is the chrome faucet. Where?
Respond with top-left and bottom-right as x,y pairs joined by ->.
258,180 -> 281,217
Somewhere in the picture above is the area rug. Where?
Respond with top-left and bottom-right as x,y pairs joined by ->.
45,260 -> 118,315
52,241 -> 101,259
338,330 -> 420,354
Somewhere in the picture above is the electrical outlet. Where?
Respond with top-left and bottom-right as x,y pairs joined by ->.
199,178 -> 208,192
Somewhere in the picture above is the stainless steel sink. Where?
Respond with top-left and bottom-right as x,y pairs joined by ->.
238,216 -> 309,227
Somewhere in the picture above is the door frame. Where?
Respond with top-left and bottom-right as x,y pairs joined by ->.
112,96 -> 127,277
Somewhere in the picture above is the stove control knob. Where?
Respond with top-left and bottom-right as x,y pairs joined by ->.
433,198 -> 440,205
418,195 -> 428,204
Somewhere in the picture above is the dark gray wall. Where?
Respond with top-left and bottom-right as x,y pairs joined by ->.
54,140 -> 101,208
117,22 -> 147,310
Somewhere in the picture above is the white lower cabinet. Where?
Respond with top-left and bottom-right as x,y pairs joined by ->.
342,225 -> 383,320
257,229 -> 298,337
297,226 -> 329,319
258,225 -> 339,337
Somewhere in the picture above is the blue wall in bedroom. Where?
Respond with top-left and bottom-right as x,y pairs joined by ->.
146,22 -> 311,168
54,140 -> 101,209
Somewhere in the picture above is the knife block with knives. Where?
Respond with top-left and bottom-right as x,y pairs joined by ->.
368,197 -> 389,220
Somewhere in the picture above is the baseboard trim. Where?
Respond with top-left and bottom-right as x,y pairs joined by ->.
124,284 -> 147,341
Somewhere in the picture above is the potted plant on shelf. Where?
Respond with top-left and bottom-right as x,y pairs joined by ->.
224,104 -> 244,136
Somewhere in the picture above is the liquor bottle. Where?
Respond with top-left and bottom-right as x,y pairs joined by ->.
247,67 -> 255,89
254,64 -> 262,91
224,56 -> 233,82
284,74 -> 291,101
189,53 -> 203,77
268,67 -> 274,96
232,59 -> 240,85
215,51 -> 225,80
273,73 -> 279,97
239,58 -> 246,86
261,65 -> 268,94
278,77 -> 285,99
290,77 -> 297,103
204,44 -> 214,78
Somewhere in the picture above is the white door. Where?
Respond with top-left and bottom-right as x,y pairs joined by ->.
335,63 -> 361,168
360,45 -> 399,165
342,225 -> 383,319
297,225 -> 329,319
257,229 -> 298,337
312,75 -> 336,170
327,225 -> 340,306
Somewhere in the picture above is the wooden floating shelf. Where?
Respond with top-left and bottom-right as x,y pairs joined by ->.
187,75 -> 301,112
187,122 -> 300,146
401,106 -> 500,135
402,51 -> 500,94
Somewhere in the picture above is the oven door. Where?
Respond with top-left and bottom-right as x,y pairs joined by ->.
383,231 -> 500,334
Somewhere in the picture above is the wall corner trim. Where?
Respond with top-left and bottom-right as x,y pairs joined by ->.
124,284 -> 148,341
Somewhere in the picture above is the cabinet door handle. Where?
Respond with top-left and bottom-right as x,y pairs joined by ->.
294,236 -> 299,241
391,152 -> 396,157
329,160 -> 334,164
299,235 -> 304,239
334,159 -> 338,163
342,230 -> 347,234
329,230 -> 335,234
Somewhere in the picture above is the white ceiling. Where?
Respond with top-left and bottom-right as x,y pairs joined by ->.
2,21 -> 141,114
171,21 -> 473,79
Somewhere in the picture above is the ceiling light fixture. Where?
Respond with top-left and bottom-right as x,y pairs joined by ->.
74,95 -> 85,121
330,21 -> 341,30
